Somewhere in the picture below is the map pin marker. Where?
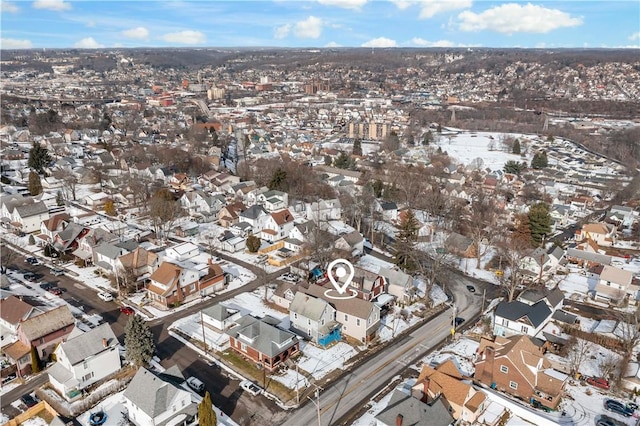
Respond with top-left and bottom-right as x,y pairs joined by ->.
328,259 -> 355,295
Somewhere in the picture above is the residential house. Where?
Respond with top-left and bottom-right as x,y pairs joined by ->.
493,300 -> 553,338
550,204 -> 571,228
520,247 -> 559,280
55,222 -> 90,255
201,304 -> 241,331
179,191 -> 225,218
0,295 -> 43,338
289,220 -> 316,243
474,335 -> 568,409
412,359 -> 487,423
94,242 -> 132,273
379,267 -> 415,305
594,264 -> 634,303
576,222 -> 617,247
335,266 -> 385,302
123,367 -> 197,426
169,173 -> 191,191
0,194 -> 50,233
289,292 -> 341,347
218,201 -> 246,228
374,389 -> 454,426
444,233 -> 476,258
256,190 -> 288,212
306,199 -> 342,222
116,247 -> 159,288
75,227 -> 117,263
376,200 -> 399,222
261,209 -> 295,243
47,323 -> 121,400
39,213 -> 71,245
334,230 -> 365,257
303,284 -> 380,343
226,315 -> 299,371
610,205 -> 637,228
4,305 -> 75,377
237,205 -> 268,235
272,282 -> 306,310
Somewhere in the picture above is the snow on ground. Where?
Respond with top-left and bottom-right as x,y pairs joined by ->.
0,381 -> 21,396
0,413 -> 8,424
351,380 -> 406,426
20,417 -> 48,426
76,391 -> 127,426
295,341 -> 358,381
356,254 -> 394,273
271,367 -> 310,391
171,313 -> 230,351
378,305 -> 422,342
415,337 -> 479,376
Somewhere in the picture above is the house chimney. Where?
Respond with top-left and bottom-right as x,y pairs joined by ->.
396,414 -> 403,426
102,338 -> 108,348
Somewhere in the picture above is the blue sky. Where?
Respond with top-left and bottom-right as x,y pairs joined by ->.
1,0 -> 639,49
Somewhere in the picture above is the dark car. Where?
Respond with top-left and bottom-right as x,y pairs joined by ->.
20,394 -> 38,408
587,376 -> 610,390
604,399 -> 634,417
40,282 -> 54,291
120,306 -> 135,315
466,285 -> 476,293
48,287 -> 63,296
23,272 -> 37,282
25,257 -> 39,265
531,399 -> 551,412
454,317 -> 465,327
596,415 -> 619,426
627,402 -> 638,411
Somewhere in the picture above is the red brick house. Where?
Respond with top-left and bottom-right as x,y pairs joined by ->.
3,305 -> 75,377
474,335 -> 567,409
226,315 -> 299,371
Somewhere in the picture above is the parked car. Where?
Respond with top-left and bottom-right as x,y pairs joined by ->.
48,287 -> 63,296
186,376 -> 205,393
24,257 -> 38,265
531,399 -> 551,412
596,415 -> 619,426
466,285 -> 476,293
20,394 -> 38,408
587,377 -> 610,390
454,317 -> 465,327
604,399 -> 634,417
98,292 -> 114,302
240,379 -> 263,396
120,306 -> 134,315
40,282 -> 54,291
627,402 -> 638,411
23,272 -> 36,282
50,268 -> 64,276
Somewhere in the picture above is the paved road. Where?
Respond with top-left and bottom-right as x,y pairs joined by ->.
281,269 -> 488,426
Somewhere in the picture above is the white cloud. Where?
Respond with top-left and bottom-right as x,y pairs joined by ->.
361,37 -> 397,48
411,37 -> 455,47
325,41 -> 342,47
274,24 -> 291,39
161,30 -> 206,45
122,27 -> 150,40
1,2 -> 20,13
629,32 -> 640,41
390,0 -> 471,18
32,0 -> 71,11
457,3 -> 582,34
74,37 -> 104,49
294,16 -> 323,39
318,0 -> 367,11
1,38 -> 33,49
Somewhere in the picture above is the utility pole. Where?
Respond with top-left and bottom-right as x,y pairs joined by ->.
481,288 -> 486,313
201,310 -> 208,354
307,387 -> 322,426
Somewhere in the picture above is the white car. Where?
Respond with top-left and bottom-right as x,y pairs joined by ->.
97,292 -> 114,302
186,376 -> 205,393
240,380 -> 263,396
50,268 -> 64,277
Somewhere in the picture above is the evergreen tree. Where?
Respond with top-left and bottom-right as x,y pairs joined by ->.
528,203 -> 551,246
531,151 -> 548,169
198,391 -> 217,426
30,346 -> 41,373
28,171 -> 43,195
125,314 -> 155,367
352,138 -> 362,156
503,160 -> 525,175
512,139 -> 521,155
334,151 -> 353,169
324,155 -> 332,166
29,235 -> 35,245
246,235 -> 261,253
394,209 -> 420,271
28,142 -> 52,174
268,167 -> 287,191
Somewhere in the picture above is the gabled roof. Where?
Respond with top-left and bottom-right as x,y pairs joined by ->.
226,315 -> 297,357
415,364 -> 471,407
123,367 -> 190,418
57,323 -> 118,365
375,390 -> 453,426
518,287 -> 564,308
118,247 -> 158,269
239,204 -> 267,220
43,213 -> 70,232
19,305 -> 75,342
149,262 -> 182,288
289,292 -> 331,321
0,295 -> 40,326
302,285 -> 378,319
271,209 -> 294,226
201,303 -> 239,322
494,300 -> 552,328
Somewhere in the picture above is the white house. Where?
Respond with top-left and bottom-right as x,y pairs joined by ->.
261,209 -> 295,243
237,204 -> 269,234
306,199 -> 342,222
123,367 -> 197,426
256,190 -> 288,212
47,323 -> 121,400
493,289 -> 564,338
165,241 -> 200,262
1,194 -> 50,233
289,292 -> 341,347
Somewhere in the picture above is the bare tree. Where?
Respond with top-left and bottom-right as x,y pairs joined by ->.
463,191 -> 499,268
495,234 -> 531,302
598,352 -> 622,382
565,336 -> 593,377
54,169 -> 78,201
149,189 -> 184,240
0,246 -> 19,273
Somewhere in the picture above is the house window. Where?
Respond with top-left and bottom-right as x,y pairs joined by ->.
241,342 -> 247,352
83,361 -> 88,369
520,325 -> 528,333
502,319 -> 509,327
344,314 -> 348,321
39,337 -> 44,344
500,365 -> 508,373
294,313 -> 298,319
321,319 -> 325,325
509,381 -> 518,390
357,319 -> 361,326
308,319 -> 311,325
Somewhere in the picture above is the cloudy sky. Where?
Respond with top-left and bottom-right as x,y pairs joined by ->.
1,0 -> 638,49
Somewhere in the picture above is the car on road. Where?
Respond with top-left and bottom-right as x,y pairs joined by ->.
454,317 -> 465,327
466,285 -> 476,293
50,268 -> 64,276
24,257 -> 39,265
587,376 -> 610,390
120,306 -> 134,315
240,379 -> 263,396
20,394 -> 38,408
596,415 -> 620,426
604,399 -> 634,417
186,376 -> 205,393
48,287 -> 63,296
23,272 -> 36,282
40,282 -> 54,291
98,292 -> 114,302
530,399 -> 551,412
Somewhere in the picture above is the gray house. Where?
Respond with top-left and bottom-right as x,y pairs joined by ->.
375,389 -> 454,426
289,292 -> 341,347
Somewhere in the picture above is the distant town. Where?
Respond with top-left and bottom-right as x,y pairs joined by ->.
1,47 -> 640,426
